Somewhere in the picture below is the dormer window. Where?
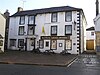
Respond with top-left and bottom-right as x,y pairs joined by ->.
28,16 -> 35,24
51,13 -> 57,22
19,16 -> 25,25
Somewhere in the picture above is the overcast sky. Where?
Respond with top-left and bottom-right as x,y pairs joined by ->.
0,0 -> 97,28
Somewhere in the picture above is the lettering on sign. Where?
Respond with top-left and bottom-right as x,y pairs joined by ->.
41,36 -> 70,40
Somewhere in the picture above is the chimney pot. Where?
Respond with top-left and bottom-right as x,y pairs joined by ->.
17,7 -> 23,12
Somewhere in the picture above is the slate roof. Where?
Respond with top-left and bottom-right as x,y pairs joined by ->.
86,26 -> 95,31
11,6 -> 82,17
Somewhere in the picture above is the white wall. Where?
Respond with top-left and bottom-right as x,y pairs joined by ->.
8,10 -> 86,54
0,14 -> 6,52
86,30 -> 95,40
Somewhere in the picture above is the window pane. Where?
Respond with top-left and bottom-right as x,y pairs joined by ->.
19,26 -> 24,35
51,26 -> 57,35
18,39 -> 24,47
91,32 -> 94,36
65,12 -> 72,22
51,13 -> 57,22
65,25 -> 72,34
10,39 -> 16,47
28,16 -> 34,24
28,26 -> 34,35
45,41 -> 49,47
20,16 -> 25,24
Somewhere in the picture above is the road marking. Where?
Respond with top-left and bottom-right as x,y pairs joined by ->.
67,58 -> 78,67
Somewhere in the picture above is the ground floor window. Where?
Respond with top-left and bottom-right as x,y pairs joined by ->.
18,39 -> 24,48
45,41 -> 49,47
39,40 -> 44,48
0,40 -> 3,46
65,40 -> 72,50
51,40 -> 57,50
10,39 -> 16,47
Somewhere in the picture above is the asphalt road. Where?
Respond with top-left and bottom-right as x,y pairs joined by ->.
0,54 -> 100,75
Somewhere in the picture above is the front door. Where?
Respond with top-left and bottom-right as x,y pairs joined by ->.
30,39 -> 35,51
27,38 -> 35,51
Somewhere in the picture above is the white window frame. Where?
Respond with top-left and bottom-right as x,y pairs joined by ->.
18,26 -> 24,35
65,11 -> 72,22
65,25 -> 72,35
19,16 -> 25,25
51,26 -> 57,35
51,13 -> 57,22
28,16 -> 35,24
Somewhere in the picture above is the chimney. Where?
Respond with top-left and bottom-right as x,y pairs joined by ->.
4,9 -> 10,18
96,0 -> 99,16
17,7 -> 23,12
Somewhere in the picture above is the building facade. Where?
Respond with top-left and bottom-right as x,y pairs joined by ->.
8,6 -> 87,54
86,27 -> 95,50
94,14 -> 100,53
0,12 -> 6,52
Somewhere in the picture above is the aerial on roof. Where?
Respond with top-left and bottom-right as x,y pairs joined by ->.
86,26 -> 95,31
11,6 -> 82,17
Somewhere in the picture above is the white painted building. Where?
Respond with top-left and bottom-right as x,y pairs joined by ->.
94,14 -> 100,52
0,12 -> 6,52
8,6 -> 87,54
86,27 -> 95,50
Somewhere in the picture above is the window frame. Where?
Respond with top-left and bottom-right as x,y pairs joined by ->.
51,12 -> 57,22
27,25 -> 35,35
9,39 -> 16,47
51,26 -> 57,35
28,15 -> 35,25
45,41 -> 49,47
18,26 -> 24,35
91,32 -> 94,36
19,16 -> 25,25
65,25 -> 72,35
65,11 -> 72,22
18,39 -> 24,48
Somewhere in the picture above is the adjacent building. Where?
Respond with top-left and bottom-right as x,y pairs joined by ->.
94,0 -> 100,54
0,12 -> 6,52
86,27 -> 95,50
8,6 -> 87,54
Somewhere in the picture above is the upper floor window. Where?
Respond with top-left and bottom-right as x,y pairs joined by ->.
27,26 -> 35,35
65,25 -> 72,35
18,26 -> 24,35
51,13 -> 57,22
19,16 -> 25,25
51,26 -> 57,35
65,12 -> 72,22
91,32 -> 94,36
28,16 -> 35,24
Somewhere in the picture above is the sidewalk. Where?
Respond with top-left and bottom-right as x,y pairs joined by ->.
0,51 -> 77,67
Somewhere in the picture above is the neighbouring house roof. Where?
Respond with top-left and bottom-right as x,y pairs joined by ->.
86,26 -> 95,31
11,6 -> 82,17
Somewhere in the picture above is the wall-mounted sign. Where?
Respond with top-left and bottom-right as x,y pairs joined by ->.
41,36 -> 70,40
